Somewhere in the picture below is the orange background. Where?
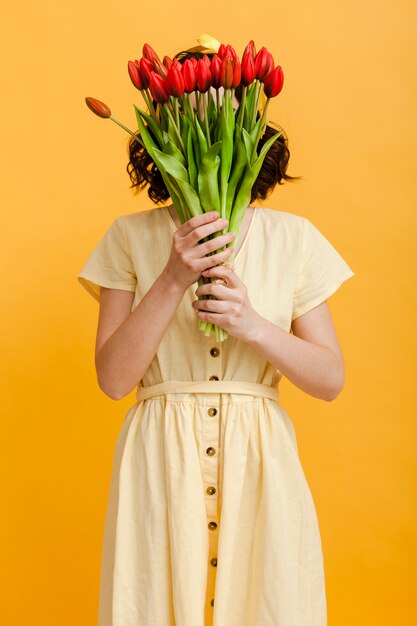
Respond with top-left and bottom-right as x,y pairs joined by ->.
1,1 -> 416,624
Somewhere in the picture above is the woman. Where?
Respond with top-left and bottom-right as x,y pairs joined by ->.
77,48 -> 354,626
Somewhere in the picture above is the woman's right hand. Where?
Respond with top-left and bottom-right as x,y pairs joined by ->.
163,211 -> 236,290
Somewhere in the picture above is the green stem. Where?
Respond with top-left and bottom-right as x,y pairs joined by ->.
109,115 -> 145,146
162,103 -> 186,156
141,89 -> 159,123
237,85 -> 247,131
250,80 -> 262,131
250,97 -> 270,163
203,91 -> 211,147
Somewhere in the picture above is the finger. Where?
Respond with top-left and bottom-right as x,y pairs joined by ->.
201,263 -> 238,286
180,211 -> 222,236
192,297 -> 229,313
195,282 -> 231,299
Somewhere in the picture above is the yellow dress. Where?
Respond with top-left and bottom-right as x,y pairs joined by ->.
77,205 -> 355,626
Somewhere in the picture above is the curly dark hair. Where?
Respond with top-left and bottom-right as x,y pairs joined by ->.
126,49 -> 302,205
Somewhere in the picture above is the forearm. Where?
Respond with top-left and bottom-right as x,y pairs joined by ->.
96,269 -> 186,400
246,312 -> 344,401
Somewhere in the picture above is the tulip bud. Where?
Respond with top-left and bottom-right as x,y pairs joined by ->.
241,52 -> 255,86
217,43 -> 228,59
263,65 -> 284,98
139,57 -> 153,89
182,59 -> 196,93
195,58 -> 212,93
128,60 -> 144,90
142,43 -> 160,64
172,58 -> 182,72
85,97 -> 111,118
232,57 -> 241,89
202,54 -> 211,68
210,55 -> 222,89
148,71 -> 169,103
220,54 -> 234,89
165,65 -> 185,97
226,44 -> 237,61
254,47 -> 274,81
163,55 -> 173,71
243,40 -> 256,60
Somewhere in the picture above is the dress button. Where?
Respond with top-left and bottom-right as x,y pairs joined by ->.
210,347 -> 220,357
206,486 -> 216,495
206,446 -> 216,456
208,407 -> 217,416
209,375 -> 219,381
208,521 -> 217,530
211,598 -> 215,607
210,557 -> 218,567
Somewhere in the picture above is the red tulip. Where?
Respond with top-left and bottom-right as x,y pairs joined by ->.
163,55 -> 173,71
142,43 -> 160,64
165,65 -> 185,97
172,58 -> 182,72
232,57 -> 241,89
220,54 -> 234,89
128,60 -> 144,90
182,59 -> 196,93
226,44 -> 237,61
241,52 -> 255,86
195,58 -> 212,92
142,43 -> 167,78
243,40 -> 256,60
217,43 -> 228,59
202,54 -> 211,68
139,57 -> 153,89
148,71 -> 169,103
85,97 -> 111,118
190,57 -> 198,68
263,65 -> 284,98
210,55 -> 222,89
254,47 -> 274,81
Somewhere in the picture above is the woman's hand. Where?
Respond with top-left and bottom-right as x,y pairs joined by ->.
163,211 -> 237,290
192,262 -> 260,342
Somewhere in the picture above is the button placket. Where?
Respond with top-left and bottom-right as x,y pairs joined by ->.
203,340 -> 222,616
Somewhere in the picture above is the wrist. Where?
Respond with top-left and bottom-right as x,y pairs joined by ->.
244,310 -> 273,347
159,267 -> 188,298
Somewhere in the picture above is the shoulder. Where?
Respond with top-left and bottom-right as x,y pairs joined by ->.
254,206 -> 305,243
115,207 -> 167,241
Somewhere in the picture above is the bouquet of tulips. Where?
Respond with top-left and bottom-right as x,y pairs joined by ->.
85,38 -> 284,342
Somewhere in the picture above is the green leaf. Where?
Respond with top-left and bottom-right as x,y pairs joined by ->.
133,105 -> 164,148
241,128 -> 254,162
243,82 -> 257,130
175,177 -> 203,217
167,112 -> 178,145
218,101 -> 233,217
252,129 -> 284,176
249,117 -> 262,145
162,139 -> 186,169
134,108 -> 160,158
195,116 -> 208,159
226,128 -> 248,213
190,125 -> 201,169
187,124 -> 198,190
197,141 -> 222,214
152,147 -> 189,182
181,115 -> 189,148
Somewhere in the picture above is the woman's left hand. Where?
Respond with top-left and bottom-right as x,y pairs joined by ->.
192,263 -> 260,342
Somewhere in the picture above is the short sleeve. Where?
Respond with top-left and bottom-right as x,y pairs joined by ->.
77,216 -> 137,303
292,217 -> 355,320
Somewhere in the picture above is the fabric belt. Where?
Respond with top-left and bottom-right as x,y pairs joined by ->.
135,380 -> 279,402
